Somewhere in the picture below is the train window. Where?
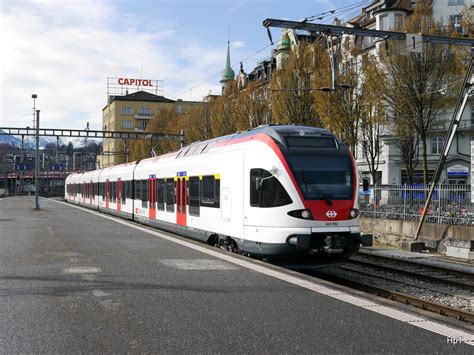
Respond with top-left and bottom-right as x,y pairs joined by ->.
189,176 -> 200,216
250,169 -> 292,208
201,176 -> 214,204
125,181 -> 130,199
112,181 -> 117,203
142,179 -> 148,208
285,136 -> 336,148
157,179 -> 165,211
135,180 -> 142,201
165,179 -> 175,212
121,181 -> 126,204
200,175 -> 220,208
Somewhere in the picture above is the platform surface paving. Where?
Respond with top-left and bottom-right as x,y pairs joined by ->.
0,197 -> 472,353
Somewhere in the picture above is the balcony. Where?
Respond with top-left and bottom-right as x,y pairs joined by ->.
134,127 -> 145,132
135,113 -> 152,120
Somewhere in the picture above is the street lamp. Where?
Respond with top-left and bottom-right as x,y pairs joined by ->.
34,109 -> 40,210
32,94 -> 37,129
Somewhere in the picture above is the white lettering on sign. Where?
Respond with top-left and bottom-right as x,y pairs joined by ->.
118,78 -> 153,87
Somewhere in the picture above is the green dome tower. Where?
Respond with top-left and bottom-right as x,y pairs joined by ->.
220,41 -> 235,94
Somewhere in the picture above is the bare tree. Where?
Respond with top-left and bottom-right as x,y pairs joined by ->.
270,41 -> 322,126
358,55 -> 386,184
380,4 -> 462,185
314,39 -> 364,153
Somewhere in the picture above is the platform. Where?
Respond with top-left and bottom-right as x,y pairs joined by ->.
0,197 -> 472,352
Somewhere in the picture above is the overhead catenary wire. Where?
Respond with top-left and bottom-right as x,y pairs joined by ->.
173,41 -> 278,99
173,1 -> 370,100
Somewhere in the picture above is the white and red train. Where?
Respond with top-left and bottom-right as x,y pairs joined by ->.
65,125 -> 363,260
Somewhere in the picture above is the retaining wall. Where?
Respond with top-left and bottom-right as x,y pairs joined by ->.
360,217 -> 474,260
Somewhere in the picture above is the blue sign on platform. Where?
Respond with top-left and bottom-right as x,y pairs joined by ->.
49,164 -> 64,171
14,163 -> 27,171
176,171 -> 187,177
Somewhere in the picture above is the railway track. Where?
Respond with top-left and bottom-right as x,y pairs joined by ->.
290,253 -> 474,324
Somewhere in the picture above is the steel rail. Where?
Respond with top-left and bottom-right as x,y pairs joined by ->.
357,250 -> 474,278
307,269 -> 474,324
348,257 -> 474,292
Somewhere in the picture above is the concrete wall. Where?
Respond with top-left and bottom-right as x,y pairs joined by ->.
360,217 -> 474,257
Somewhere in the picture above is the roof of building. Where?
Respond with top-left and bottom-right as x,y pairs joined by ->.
108,91 -> 175,104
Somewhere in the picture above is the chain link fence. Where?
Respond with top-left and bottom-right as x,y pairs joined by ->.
359,184 -> 474,226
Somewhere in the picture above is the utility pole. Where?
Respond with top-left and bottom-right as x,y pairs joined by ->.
180,129 -> 185,149
34,110 -> 40,210
56,136 -> 59,163
415,57 -> 474,239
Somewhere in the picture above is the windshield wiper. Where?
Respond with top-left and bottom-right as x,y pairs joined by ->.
299,167 -> 333,206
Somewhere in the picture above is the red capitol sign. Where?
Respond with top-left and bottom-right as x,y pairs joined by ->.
118,78 -> 153,86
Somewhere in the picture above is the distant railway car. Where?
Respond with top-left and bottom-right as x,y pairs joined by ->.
65,125 -> 362,260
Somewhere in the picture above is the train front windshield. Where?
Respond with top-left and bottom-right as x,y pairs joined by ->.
285,152 -> 354,201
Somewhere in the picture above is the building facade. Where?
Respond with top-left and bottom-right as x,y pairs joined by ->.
227,0 -> 473,187
347,0 -> 473,186
98,91 -> 202,168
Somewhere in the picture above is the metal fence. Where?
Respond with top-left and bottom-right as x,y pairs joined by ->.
359,184 -> 474,226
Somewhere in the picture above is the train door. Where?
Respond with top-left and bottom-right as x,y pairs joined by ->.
148,178 -> 156,220
176,177 -> 187,226
105,179 -> 109,209
83,182 -> 86,204
117,179 -> 122,212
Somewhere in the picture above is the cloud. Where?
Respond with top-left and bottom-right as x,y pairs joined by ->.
0,0 -> 227,129
231,41 -> 246,49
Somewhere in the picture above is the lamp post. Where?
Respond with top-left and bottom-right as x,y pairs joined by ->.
34,109 -> 40,210
32,94 -> 37,129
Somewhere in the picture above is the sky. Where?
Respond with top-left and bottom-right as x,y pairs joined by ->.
0,0 -> 365,131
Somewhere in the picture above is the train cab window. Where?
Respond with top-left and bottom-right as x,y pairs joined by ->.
200,175 -> 220,208
142,179 -> 148,208
165,179 -> 175,212
250,169 -> 292,208
157,179 -> 165,211
189,176 -> 200,216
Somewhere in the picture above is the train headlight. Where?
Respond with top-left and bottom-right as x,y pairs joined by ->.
349,208 -> 359,219
288,209 -> 313,220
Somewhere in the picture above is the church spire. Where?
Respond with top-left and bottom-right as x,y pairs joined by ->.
220,40 -> 235,94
